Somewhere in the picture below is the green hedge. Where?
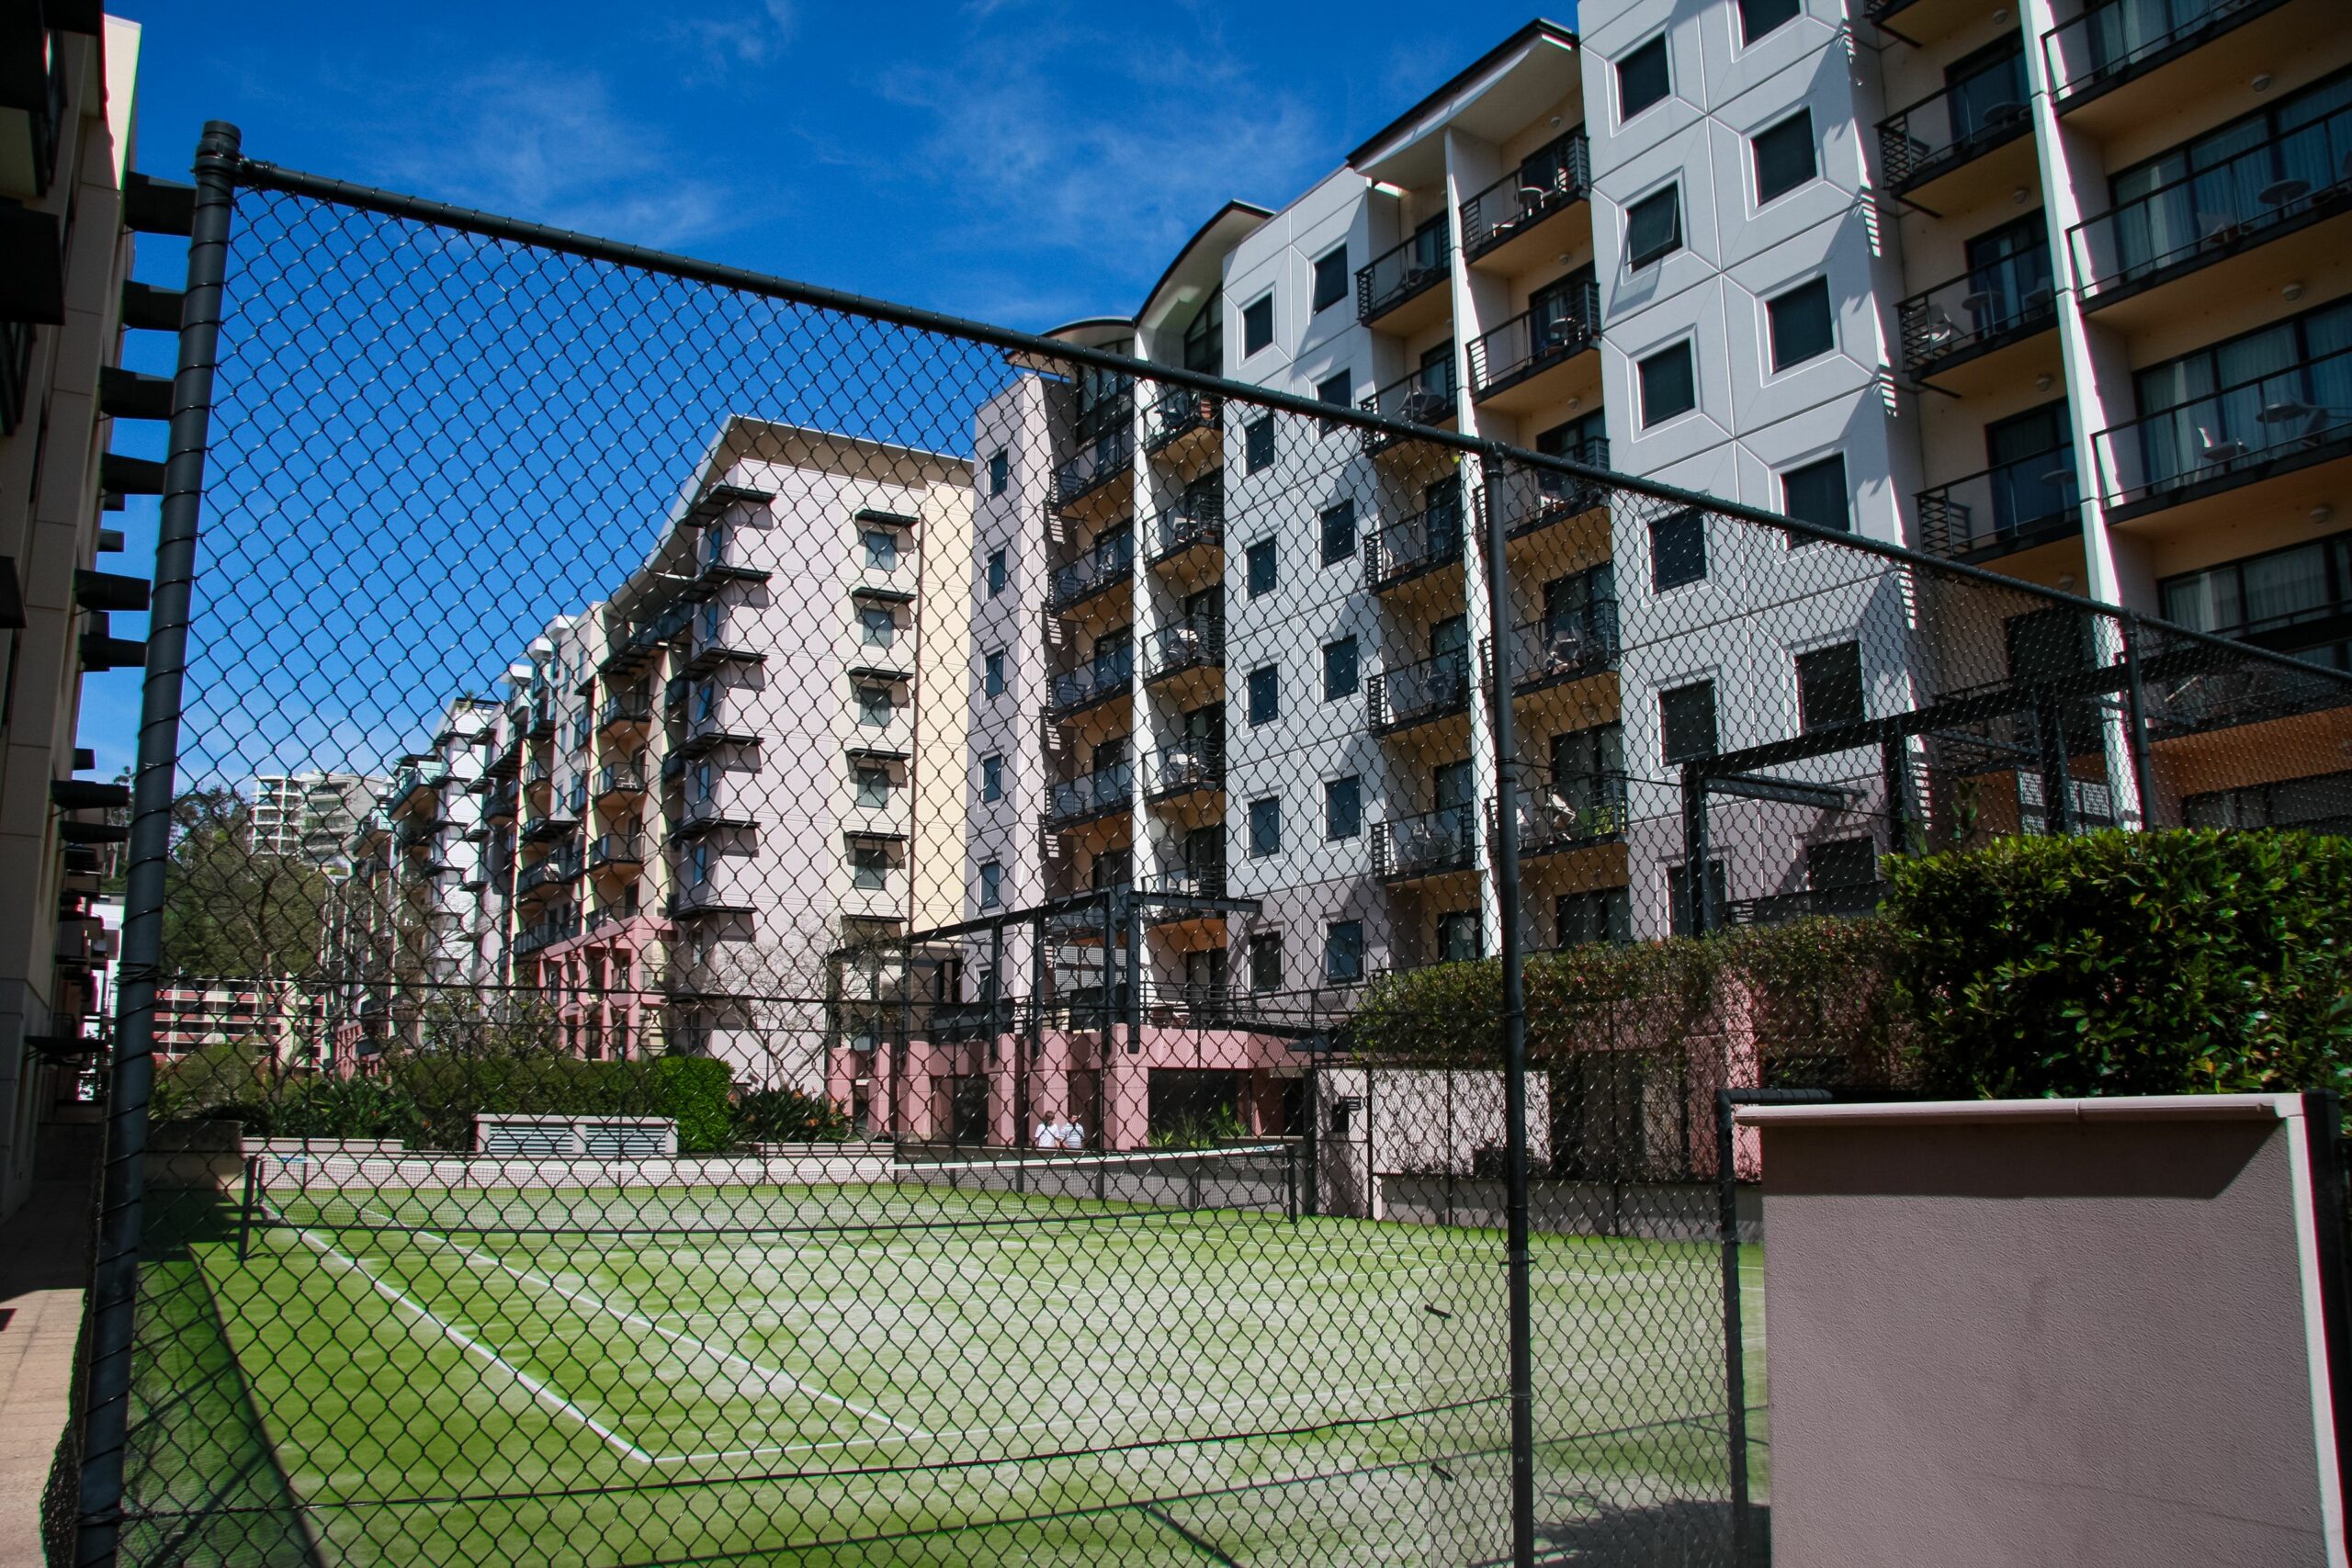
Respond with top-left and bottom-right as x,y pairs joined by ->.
1885,828 -> 2352,1100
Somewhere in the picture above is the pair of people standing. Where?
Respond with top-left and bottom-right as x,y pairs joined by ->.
1033,1111 -> 1085,1151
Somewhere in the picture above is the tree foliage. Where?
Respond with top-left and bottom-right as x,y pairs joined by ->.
160,786 -> 333,981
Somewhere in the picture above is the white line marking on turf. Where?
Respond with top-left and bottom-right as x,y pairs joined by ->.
358,1208 -> 927,1440
288,1225 -> 656,1465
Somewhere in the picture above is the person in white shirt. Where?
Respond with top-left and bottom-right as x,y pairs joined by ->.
1060,1117 -> 1085,1151
1034,1112 -> 1060,1151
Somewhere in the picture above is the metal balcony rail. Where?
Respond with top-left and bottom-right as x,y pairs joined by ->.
1726,879 -> 1888,927
528,694 -> 554,736
1358,365 -> 1458,451
1491,600 -> 1622,692
1046,645 -> 1134,716
1490,770 -> 1631,857
1467,279 -> 1602,397
513,913 -> 580,955
1368,647 -> 1474,733
1372,804 -> 1478,880
2139,627 -> 2352,738
589,832 -> 645,869
597,692 -> 652,730
594,761 -> 647,797
1052,423 -> 1136,507
1145,387 -> 1219,452
1144,614 -> 1224,682
1483,442 -> 1611,536
1356,229 -> 1452,323
1895,245 -> 2056,374
1144,863 -> 1229,902
515,854 -> 582,897
2092,342 -> 2352,508
524,756 -> 550,785
1140,740 -> 1224,799
2069,103 -> 2352,299
1152,500 -> 1224,562
1046,760 -> 1134,828
1878,55 -> 2032,188
389,760 -> 448,812
1915,445 -> 2081,560
1047,529 -> 1135,610
1459,130 -> 1591,258
391,817 -> 437,852
1363,492 -> 1465,592
2044,0 -> 2281,105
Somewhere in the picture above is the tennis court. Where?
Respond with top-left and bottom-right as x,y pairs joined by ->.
126,1149 -> 1757,1567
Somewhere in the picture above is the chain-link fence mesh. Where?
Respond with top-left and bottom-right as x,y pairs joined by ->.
51,141 -> 2352,1568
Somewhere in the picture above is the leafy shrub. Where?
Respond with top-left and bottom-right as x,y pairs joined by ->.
268,1076 -> 424,1143
733,1086 -> 854,1144
651,1055 -> 734,1153
1884,828 -> 2352,1100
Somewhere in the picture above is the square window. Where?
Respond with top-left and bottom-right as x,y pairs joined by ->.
1660,680 -> 1719,764
1436,911 -> 1480,964
1626,184 -> 1682,269
986,547 -> 1008,596
1245,414 -> 1276,472
863,529 -> 899,570
979,860 -> 1002,908
851,841 -> 889,891
1638,342 -> 1696,425
1243,293 -> 1274,355
1555,887 -> 1633,948
1650,508 -> 1708,591
856,684 -> 893,727
1248,796 -> 1282,858
1313,246 -> 1350,312
1249,931 -> 1283,993
1315,368 -> 1352,431
1322,635 -> 1360,700
1753,110 -> 1816,205
1247,664 -> 1279,726
1326,775 -> 1363,840
1324,919 -> 1365,984
1619,35 -> 1670,118
854,764 -> 890,807
1246,538 -> 1278,598
1781,455 -> 1849,541
983,650 -> 1007,698
1320,500 -> 1357,565
1797,640 -> 1865,731
988,449 -> 1010,494
1768,277 -> 1835,370
859,605 -> 897,646
980,753 -> 1002,803
1738,0 -> 1801,42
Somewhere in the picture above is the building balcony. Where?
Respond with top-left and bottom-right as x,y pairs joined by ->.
1862,0 -> 1981,39
1046,646 -> 1134,720
668,884 -> 755,920
1144,387 -> 1220,459
684,628 -> 767,677
1045,760 -> 1134,829
1143,613 -> 1223,686
1490,771 -> 1631,859
1877,61 -> 2034,202
514,913 -> 581,956
602,602 -> 693,676
589,831 -> 646,873
2044,0 -> 2301,126
1052,422 -> 1135,511
1460,130 -> 1590,271
2092,344 -> 2352,525
597,693 -> 653,736
1726,880 -> 1887,928
673,794 -> 760,839
389,761 -> 449,818
1359,367 -> 1458,456
1150,500 -> 1224,568
1487,602 -> 1620,697
521,804 -> 579,841
696,535 -> 771,587
528,694 -> 555,739
2068,103 -> 2352,317
1895,248 -> 2056,387
1373,806 -> 1478,883
1915,446 -> 2082,563
1046,529 -> 1134,613
516,854 -> 582,897
1140,742 -> 1223,804
1363,494 -> 1465,595
1466,283 -> 1601,411
1144,863 -> 1228,906
1486,446 -> 1611,542
1368,649 -> 1473,736
1356,231 -> 1452,332
593,761 -> 648,805
484,779 -> 521,822
524,755 -> 552,788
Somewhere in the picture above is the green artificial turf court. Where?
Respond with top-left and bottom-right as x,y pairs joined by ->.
121,1168 -> 1759,1567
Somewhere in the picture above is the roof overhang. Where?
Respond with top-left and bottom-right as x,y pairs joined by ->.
1349,18 -> 1580,189
1137,200 -> 1274,334
1009,316 -> 1136,377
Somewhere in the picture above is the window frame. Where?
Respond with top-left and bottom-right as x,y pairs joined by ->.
988,449 -> 1009,495
1795,639 -> 1866,732
1618,34 -> 1671,121
1767,276 -> 1837,371
1638,340 -> 1698,426
1319,500 -> 1358,566
1247,663 -> 1280,727
979,753 -> 1003,803
1325,774 -> 1363,841
1625,183 -> 1683,270
1242,293 -> 1275,355
1313,246 -> 1350,313
986,547 -> 1008,597
1324,919 -> 1366,984
1752,108 -> 1818,206
1650,507 -> 1708,591
983,649 -> 1007,699
1244,414 -> 1276,472
1659,678 -> 1721,764
1737,0 -> 1802,44
1248,795 -> 1283,858
978,860 -> 1002,908
1781,453 -> 1849,544
1322,635 -> 1360,701
1246,537 -> 1278,598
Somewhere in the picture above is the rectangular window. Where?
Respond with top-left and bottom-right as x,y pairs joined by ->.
1660,679 -> 1719,763
859,605 -> 897,646
1325,920 -> 1365,984
1246,537 -> 1277,597
1650,508 -> 1707,590
1807,836 -> 1879,893
855,684 -> 893,727
1797,640 -> 1865,731
1768,277 -> 1835,370
1315,368 -> 1352,431
851,841 -> 889,891
1322,635 -> 1360,700
863,528 -> 899,570
1314,245 -> 1350,311
1781,455 -> 1849,542
978,860 -> 1002,908
984,650 -> 1006,698
1248,664 -> 1279,726
1436,911 -> 1480,964
854,764 -> 891,807
1249,931 -> 1283,993
986,547 -> 1008,597
1668,858 -> 1728,936
1753,109 -> 1816,204
1243,293 -> 1274,355
1326,775 -> 1363,840
1248,795 -> 1282,858
1619,35 -> 1670,118
1245,414 -> 1276,471
1319,500 -> 1357,565
1738,0 -> 1801,42
1555,887 -> 1633,948
980,753 -> 1002,803
988,449 -> 1010,494
1639,341 -> 1697,425
1625,184 -> 1682,269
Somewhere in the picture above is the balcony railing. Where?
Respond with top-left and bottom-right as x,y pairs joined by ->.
1459,131 -> 1591,259
1493,771 -> 1630,860
589,832 -> 645,870
516,854 -> 582,897
1052,423 -> 1136,508
1140,742 -> 1223,801
1046,646 -> 1134,717
1144,614 -> 1223,682
2092,343 -> 2352,512
2045,0 -> 2287,107
389,761 -> 449,814
1490,601 -> 1621,694
1145,863 -> 1228,903
1467,280 -> 1601,398
1368,649 -> 1473,734
1878,56 -> 2032,189
1726,880 -> 1887,928
1372,805 -> 1478,881
514,913 -> 581,955
1916,446 -> 2081,561
1359,366 -> 1458,453
594,761 -> 647,800
2069,102 -> 2352,300
1045,760 -> 1134,828
1363,493 -> 1465,592
1047,530 -> 1134,611
1152,500 -> 1224,563
1356,230 -> 1452,324
1895,246 -> 2056,376
597,693 -> 652,732
1485,444 -> 1611,538
1144,388 -> 1219,454
484,779 -> 520,821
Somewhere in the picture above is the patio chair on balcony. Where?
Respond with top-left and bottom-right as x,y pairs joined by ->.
2198,209 -> 2245,247
1534,624 -> 1602,679
1401,819 -> 1459,869
1916,307 -> 1960,355
2196,425 -> 2249,467
1399,387 -> 1453,424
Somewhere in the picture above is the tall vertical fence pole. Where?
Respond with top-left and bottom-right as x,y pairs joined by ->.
74,120 -> 242,1567
1478,454 -> 1536,1567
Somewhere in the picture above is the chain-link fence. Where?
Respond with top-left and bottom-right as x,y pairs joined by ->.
50,126 -> 2352,1567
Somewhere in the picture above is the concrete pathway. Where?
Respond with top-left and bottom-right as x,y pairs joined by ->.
0,1179 -> 95,1568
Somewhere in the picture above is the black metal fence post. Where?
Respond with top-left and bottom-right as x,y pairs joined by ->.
2118,612 -> 2155,827
74,119 -> 242,1568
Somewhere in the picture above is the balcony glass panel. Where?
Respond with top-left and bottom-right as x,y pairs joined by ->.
1916,445 -> 2080,558
1459,130 -> 1591,257
1468,277 -> 1602,396
1895,244 -> 2056,373
1878,51 -> 2031,187
1047,646 -> 1134,714
2095,343 -> 2352,507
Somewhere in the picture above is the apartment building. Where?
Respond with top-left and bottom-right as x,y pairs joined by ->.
250,770 -> 382,869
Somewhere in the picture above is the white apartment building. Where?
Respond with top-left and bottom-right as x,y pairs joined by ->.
250,770 -> 381,868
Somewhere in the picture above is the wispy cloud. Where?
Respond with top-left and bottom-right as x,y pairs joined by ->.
664,1 -> 798,76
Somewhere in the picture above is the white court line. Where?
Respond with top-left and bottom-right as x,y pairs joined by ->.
288,1225 -> 656,1465
360,1207 -> 927,1439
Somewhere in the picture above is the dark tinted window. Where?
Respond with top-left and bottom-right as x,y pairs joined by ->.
1797,640 -> 1865,730
1650,508 -> 1707,590
988,450 -> 1009,493
1245,415 -> 1275,471
1639,341 -> 1697,424
1619,36 -> 1670,118
1250,931 -> 1283,991
1247,664 -> 1279,725
1660,680 -> 1719,763
1626,184 -> 1682,268
1738,0 -> 1802,42
1322,636 -> 1359,699
1313,247 -> 1349,311
1319,501 -> 1357,565
1243,294 -> 1274,354
1668,858 -> 1728,935
1754,109 -> 1816,203
986,547 -> 1008,595
1248,796 -> 1282,857
1326,775 -> 1363,840
1325,920 -> 1365,983
1768,277 -> 1835,368
1246,538 -> 1277,597
1555,887 -> 1633,947
1781,455 -> 1849,542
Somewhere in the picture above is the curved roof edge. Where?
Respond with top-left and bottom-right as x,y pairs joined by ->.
1345,17 -> 1577,171
1137,199 -> 1276,325
1038,316 -> 1136,349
